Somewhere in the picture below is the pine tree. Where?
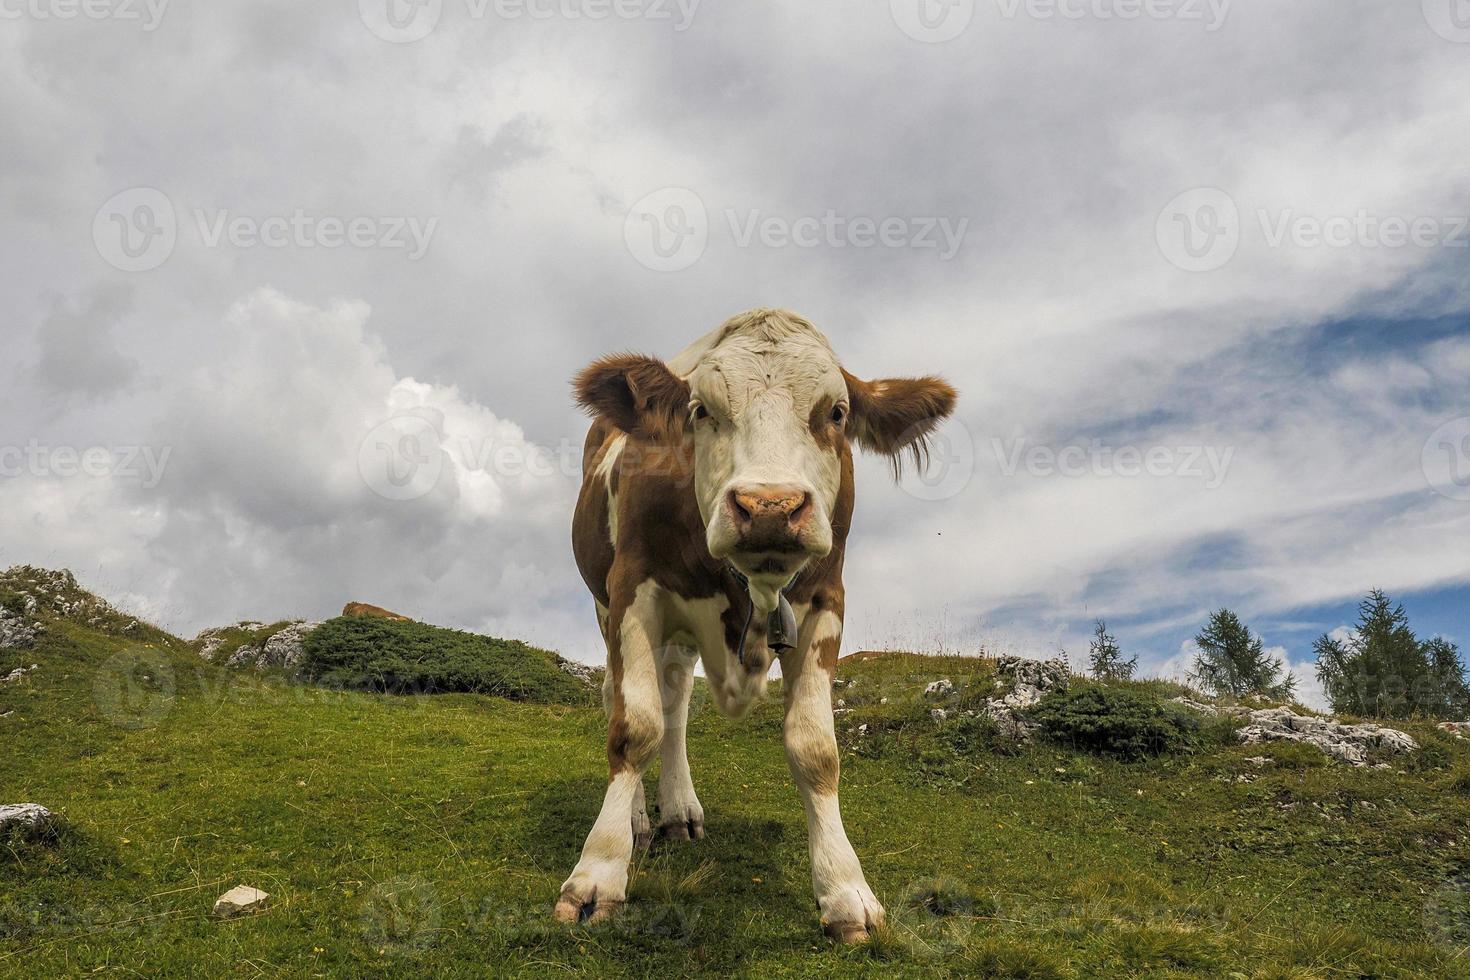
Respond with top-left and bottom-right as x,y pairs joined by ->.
1189,608 -> 1295,700
1313,589 -> 1468,719
1087,620 -> 1136,681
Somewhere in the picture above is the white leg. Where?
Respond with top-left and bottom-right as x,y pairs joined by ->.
779,609 -> 884,943
655,645 -> 705,840
603,666 -> 652,850
556,582 -> 664,923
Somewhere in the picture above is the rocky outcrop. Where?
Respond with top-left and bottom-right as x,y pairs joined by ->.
1171,697 -> 1418,766
193,622 -> 265,661
0,566 -> 133,634
0,606 -> 42,650
2,663 -> 39,684
557,658 -> 599,685
227,621 -> 323,670
1438,721 -> 1470,738
915,656 -> 1071,740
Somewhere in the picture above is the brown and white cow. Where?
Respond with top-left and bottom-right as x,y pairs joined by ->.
559,308 -> 956,942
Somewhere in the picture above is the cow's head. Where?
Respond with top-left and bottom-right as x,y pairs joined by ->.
575,310 -> 956,610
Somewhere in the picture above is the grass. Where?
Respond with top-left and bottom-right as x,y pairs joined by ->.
2,604 -> 1470,977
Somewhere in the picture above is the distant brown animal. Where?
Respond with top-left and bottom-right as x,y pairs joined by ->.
341,602 -> 410,621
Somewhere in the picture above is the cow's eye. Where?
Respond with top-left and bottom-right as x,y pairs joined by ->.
691,404 -> 710,422
830,403 -> 847,425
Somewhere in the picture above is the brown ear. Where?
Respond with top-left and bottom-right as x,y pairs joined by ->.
573,354 -> 690,438
842,369 -> 958,475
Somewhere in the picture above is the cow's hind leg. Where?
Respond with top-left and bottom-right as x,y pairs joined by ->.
779,607 -> 884,943
654,643 -> 704,841
556,583 -> 664,923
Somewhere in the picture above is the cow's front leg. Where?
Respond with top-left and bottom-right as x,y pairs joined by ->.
779,608 -> 884,943
655,644 -> 704,840
556,583 -> 664,923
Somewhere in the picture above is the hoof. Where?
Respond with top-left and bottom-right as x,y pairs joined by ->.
553,889 -> 621,925
658,817 -> 705,842
824,920 -> 872,944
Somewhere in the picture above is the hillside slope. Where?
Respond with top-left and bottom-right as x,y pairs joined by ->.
2,575 -> 1469,978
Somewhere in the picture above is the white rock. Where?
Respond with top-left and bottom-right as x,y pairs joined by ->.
0,803 -> 54,833
924,678 -> 955,698
930,708 -> 947,722
214,885 -> 270,917
1173,698 -> 1419,767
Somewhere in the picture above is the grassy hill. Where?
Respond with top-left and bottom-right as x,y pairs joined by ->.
3,576 -> 1470,977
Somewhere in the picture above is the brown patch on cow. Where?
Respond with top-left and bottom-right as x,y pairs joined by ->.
341,602 -> 410,621
841,369 -> 957,475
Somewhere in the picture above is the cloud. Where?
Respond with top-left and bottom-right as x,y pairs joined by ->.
1,2 -> 1469,678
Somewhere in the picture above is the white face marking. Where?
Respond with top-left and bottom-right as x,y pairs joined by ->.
680,313 -> 848,592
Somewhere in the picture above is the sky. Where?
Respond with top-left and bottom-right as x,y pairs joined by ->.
3,0 -> 1469,710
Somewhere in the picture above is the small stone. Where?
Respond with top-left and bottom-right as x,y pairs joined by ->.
857,724 -> 869,736
1244,756 -> 1273,767
879,697 -> 888,704
835,699 -> 846,708
0,803 -> 54,834
930,708 -> 947,722
214,885 -> 270,917
924,678 -> 955,698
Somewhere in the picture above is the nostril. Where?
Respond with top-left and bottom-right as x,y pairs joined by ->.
787,492 -> 811,526
728,489 -> 753,524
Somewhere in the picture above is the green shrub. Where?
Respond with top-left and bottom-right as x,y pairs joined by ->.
1026,684 -> 1201,760
300,617 -> 590,704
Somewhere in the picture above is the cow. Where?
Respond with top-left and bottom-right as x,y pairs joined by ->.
559,308 -> 957,943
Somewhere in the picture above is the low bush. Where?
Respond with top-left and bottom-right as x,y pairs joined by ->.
1026,684 -> 1203,760
299,617 -> 590,704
